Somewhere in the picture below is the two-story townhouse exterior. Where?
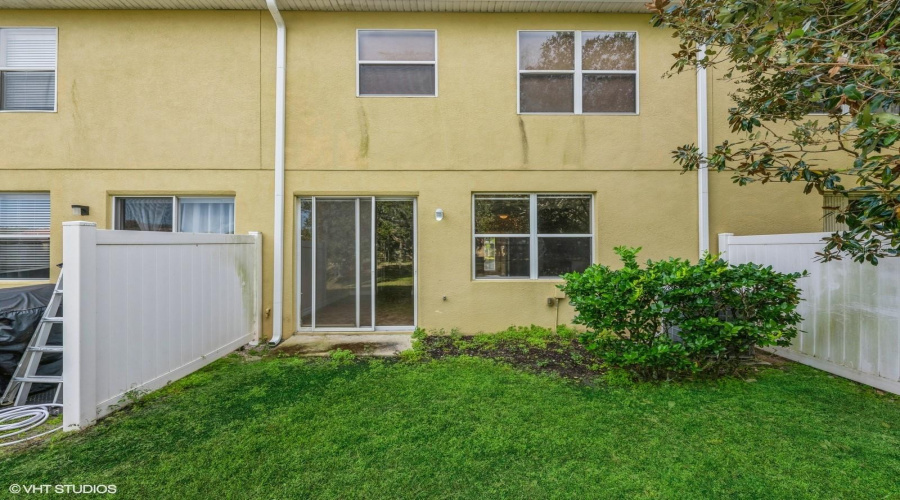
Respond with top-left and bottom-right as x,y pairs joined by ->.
0,0 -> 824,342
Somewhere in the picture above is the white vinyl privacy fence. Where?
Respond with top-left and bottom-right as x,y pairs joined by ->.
720,232 -> 900,395
62,222 -> 262,430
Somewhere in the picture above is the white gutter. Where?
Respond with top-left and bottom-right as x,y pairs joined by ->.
266,0 -> 286,346
697,44 -> 710,258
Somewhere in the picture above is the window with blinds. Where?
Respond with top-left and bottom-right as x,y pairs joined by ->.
0,28 -> 57,112
0,193 -> 51,280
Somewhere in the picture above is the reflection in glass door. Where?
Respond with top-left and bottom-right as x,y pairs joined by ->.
297,197 -> 416,331
376,200 -> 415,327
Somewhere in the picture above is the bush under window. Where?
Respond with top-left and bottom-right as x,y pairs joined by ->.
559,247 -> 805,379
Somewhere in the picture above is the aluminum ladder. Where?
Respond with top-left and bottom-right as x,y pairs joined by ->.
1,271 -> 64,406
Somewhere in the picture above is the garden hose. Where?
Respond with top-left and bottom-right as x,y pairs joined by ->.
0,404 -> 63,447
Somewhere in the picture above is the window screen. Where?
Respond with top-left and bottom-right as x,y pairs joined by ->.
518,30 -> 637,114
0,28 -> 57,111
358,30 -> 436,96
474,194 -> 593,279
0,193 -> 50,280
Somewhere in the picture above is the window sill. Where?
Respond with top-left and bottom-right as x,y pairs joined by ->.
518,112 -> 639,116
472,278 -> 567,283
357,95 -> 437,98
0,109 -> 57,113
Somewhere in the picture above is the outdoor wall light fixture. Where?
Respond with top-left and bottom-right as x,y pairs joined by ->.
435,208 -> 444,221
498,214 -> 509,219
71,205 -> 90,216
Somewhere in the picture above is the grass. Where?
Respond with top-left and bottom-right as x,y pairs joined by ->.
1,353 -> 899,498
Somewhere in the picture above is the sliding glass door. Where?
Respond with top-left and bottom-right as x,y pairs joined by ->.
297,197 -> 415,331
375,200 -> 415,327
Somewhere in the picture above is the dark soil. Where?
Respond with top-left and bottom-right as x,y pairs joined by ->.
420,335 -> 604,383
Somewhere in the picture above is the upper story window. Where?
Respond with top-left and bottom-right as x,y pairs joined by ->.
0,28 -> 57,112
0,193 -> 50,280
518,31 -> 637,115
114,197 -> 235,234
357,30 -> 437,97
473,194 -> 593,280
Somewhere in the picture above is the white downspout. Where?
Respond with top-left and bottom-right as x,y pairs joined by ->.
697,44 -> 710,258
267,0 -> 286,346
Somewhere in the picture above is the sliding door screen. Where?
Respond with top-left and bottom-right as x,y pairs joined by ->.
375,200 -> 415,327
298,197 -> 416,331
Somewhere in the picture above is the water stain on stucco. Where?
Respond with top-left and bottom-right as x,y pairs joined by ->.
68,79 -> 82,162
357,104 -> 369,159
518,116 -> 529,165
562,117 -> 585,167
70,79 -> 78,115
580,116 -> 586,164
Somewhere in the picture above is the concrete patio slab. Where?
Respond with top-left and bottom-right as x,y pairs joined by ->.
277,333 -> 412,357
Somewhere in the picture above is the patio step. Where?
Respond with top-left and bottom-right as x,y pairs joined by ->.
277,333 -> 413,357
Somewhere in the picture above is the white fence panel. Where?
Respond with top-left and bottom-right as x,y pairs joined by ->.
63,222 -> 262,430
720,232 -> 900,395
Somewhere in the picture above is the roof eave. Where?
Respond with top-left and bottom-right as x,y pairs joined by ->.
0,0 -> 652,14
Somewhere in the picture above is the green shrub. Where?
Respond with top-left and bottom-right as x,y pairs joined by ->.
559,247 -> 805,379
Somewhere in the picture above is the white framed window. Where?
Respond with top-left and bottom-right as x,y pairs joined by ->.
0,193 -> 50,280
473,193 -> 593,280
876,102 -> 899,114
357,29 -> 437,97
113,196 -> 235,234
0,28 -> 57,112
517,30 -> 638,115
808,102 -> 850,116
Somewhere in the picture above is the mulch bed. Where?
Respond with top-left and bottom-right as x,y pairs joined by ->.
420,335 -> 604,383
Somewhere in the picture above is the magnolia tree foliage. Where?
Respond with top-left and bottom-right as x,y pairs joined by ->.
650,0 -> 900,263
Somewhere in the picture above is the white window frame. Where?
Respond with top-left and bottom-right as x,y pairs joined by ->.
356,29 -> 438,98
111,196 -> 235,233
517,30 -> 639,116
472,193 -> 595,281
0,27 -> 58,113
0,192 -> 51,281
808,103 -> 850,116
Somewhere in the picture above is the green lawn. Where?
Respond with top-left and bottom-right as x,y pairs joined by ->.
2,354 -> 899,498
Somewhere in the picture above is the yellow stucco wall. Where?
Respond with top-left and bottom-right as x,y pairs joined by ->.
0,10 -> 823,338
281,13 -> 694,172
0,10 -> 263,170
706,65 -> 824,249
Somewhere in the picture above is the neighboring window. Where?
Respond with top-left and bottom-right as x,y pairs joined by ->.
357,30 -> 437,97
822,192 -> 868,232
518,30 -> 637,114
114,197 -> 234,234
0,28 -> 57,112
876,101 -> 900,114
473,194 -> 592,279
0,193 -> 50,280
808,101 -> 850,115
